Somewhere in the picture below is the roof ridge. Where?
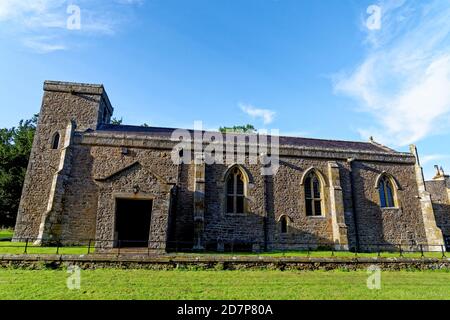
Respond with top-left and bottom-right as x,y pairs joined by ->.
100,124 -> 385,146
97,124 -> 401,154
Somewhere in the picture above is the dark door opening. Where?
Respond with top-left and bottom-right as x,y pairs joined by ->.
115,199 -> 153,248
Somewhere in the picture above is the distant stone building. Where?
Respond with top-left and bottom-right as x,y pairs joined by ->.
13,81 -> 449,252
426,167 -> 450,247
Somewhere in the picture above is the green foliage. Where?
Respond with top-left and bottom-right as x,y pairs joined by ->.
214,262 -> 225,271
110,117 -> 123,125
219,124 -> 256,134
0,115 -> 37,227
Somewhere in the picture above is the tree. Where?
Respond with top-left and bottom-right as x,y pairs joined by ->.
219,124 -> 256,134
110,117 -> 123,125
0,115 -> 37,227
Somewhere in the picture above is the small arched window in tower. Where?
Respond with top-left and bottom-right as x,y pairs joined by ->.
51,132 -> 60,150
378,176 -> 396,208
305,172 -> 323,216
226,167 -> 246,214
280,216 -> 288,234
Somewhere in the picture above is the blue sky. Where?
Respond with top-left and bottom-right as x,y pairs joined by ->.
0,0 -> 449,179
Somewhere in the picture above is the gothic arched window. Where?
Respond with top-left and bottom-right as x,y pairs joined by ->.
378,176 -> 396,208
304,172 -> 323,216
226,167 -> 246,214
52,132 -> 60,150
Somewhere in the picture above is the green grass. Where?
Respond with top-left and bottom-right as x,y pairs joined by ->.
0,241 -> 445,258
0,229 -> 13,240
174,250 -> 446,259
0,269 -> 449,300
0,242 -> 91,255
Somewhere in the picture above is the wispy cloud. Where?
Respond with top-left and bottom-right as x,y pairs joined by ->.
0,1 -> 70,24
333,0 -> 450,146
0,0 -> 57,21
239,103 -> 276,125
421,154 -> 450,165
0,0 -> 142,53
22,36 -> 66,53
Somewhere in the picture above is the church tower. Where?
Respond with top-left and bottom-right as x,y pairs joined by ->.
14,81 -> 113,242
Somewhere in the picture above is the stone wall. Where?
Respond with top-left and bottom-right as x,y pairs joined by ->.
172,163 -> 195,246
94,163 -> 173,250
350,161 -> 427,249
1,254 -> 450,271
426,179 -> 450,242
204,160 -> 266,250
13,81 -> 445,253
201,156 -> 429,251
59,145 -> 97,241
82,146 -> 177,248
14,81 -> 112,242
270,158 -> 333,249
15,128 -> 436,250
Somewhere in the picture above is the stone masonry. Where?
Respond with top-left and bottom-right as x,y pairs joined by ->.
13,81 -> 448,252
426,166 -> 450,248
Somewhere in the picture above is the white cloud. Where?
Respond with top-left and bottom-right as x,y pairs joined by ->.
333,0 -> 450,146
0,0 -> 142,52
0,0 -> 65,22
22,36 -> 66,53
239,103 -> 276,125
421,154 -> 450,166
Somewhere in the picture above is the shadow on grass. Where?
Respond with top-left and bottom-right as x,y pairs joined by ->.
0,229 -> 13,240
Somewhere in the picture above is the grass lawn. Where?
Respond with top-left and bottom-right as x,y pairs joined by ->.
0,229 -> 13,239
0,241 -> 446,258
174,250 -> 446,259
0,242 -> 91,255
0,269 -> 449,300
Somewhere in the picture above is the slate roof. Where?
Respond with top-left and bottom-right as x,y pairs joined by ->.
96,124 -> 399,154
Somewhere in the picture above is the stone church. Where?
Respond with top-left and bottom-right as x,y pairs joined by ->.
13,81 -> 450,252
